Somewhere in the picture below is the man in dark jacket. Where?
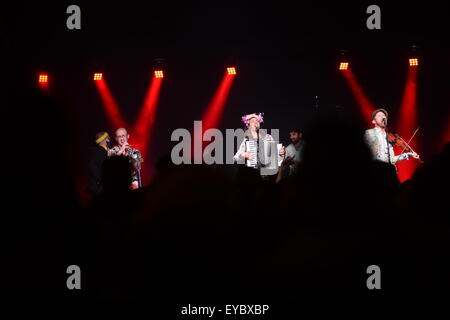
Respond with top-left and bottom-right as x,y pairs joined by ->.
87,131 -> 111,195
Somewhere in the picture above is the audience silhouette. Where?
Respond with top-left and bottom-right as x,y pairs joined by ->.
3,83 -> 449,298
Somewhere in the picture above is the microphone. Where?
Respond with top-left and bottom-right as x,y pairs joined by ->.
121,144 -> 132,155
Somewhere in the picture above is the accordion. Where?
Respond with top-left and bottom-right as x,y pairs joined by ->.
245,140 -> 258,168
245,140 -> 284,173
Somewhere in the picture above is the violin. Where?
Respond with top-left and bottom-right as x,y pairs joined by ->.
387,131 -> 423,163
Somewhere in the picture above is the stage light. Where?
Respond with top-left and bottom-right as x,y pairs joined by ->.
93,73 -> 103,81
38,73 -> 48,84
409,58 -> 419,67
94,76 -> 127,130
201,68 -> 237,147
397,58 -> 419,182
341,69 -> 376,124
133,73 -> 164,185
227,67 -> 236,75
339,62 -> 349,71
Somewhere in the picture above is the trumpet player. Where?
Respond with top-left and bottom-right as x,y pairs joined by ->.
109,128 -> 143,189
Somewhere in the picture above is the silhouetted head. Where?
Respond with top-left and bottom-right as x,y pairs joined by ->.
95,131 -> 110,147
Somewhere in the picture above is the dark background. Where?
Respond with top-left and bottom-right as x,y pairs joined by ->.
4,0 -> 450,189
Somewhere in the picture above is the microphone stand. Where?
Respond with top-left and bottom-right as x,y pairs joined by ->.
136,160 -> 142,188
384,119 -> 391,165
126,145 -> 142,188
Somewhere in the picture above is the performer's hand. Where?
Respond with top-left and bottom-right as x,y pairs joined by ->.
119,144 -> 128,155
242,152 -> 253,160
408,151 -> 420,159
281,156 -> 294,167
279,147 -> 285,157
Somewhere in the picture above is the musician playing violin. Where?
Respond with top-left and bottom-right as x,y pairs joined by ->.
365,108 -> 420,167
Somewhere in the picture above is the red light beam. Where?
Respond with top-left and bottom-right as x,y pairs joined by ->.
396,67 -> 419,182
94,77 -> 127,129
202,71 -> 236,132
341,69 -> 376,125
132,75 -> 164,184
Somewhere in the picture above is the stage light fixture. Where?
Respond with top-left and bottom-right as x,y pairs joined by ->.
154,70 -> 164,78
38,73 -> 48,84
339,62 -> 349,71
227,67 -> 236,75
409,58 -> 419,67
93,73 -> 103,81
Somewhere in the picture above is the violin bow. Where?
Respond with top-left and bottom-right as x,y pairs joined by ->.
407,127 -> 420,145
401,126 -> 420,154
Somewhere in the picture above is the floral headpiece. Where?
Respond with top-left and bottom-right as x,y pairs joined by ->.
241,113 -> 264,126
